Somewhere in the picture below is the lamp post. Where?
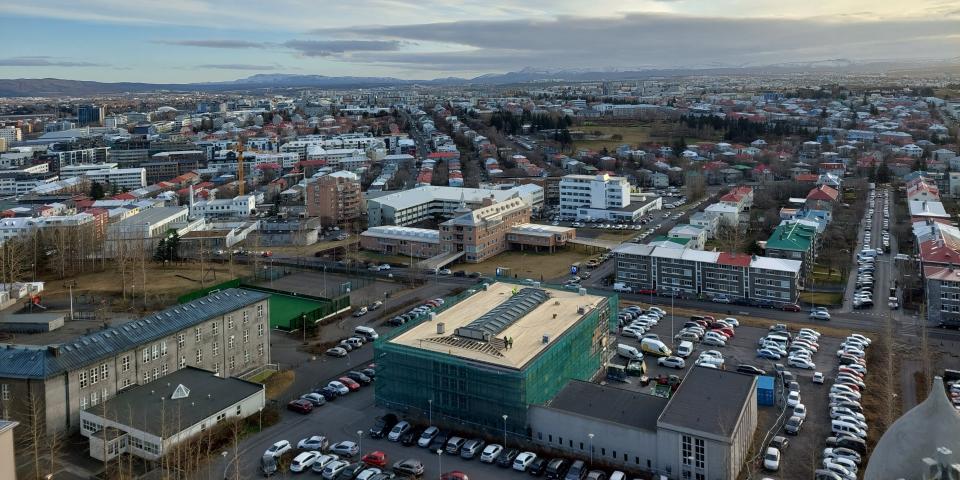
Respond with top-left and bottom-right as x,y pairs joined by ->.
502,414 -> 508,447
428,399 -> 433,426
437,448 -> 443,478
357,430 -> 364,454
220,450 -> 229,480
588,433 -> 595,466
258,406 -> 263,431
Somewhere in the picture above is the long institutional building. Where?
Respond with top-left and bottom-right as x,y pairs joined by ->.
365,184 -> 543,227
614,244 -> 803,304
0,288 -> 271,434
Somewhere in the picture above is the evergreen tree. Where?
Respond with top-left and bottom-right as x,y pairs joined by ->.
90,182 -> 105,200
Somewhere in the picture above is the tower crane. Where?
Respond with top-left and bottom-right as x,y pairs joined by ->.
235,136 -> 246,196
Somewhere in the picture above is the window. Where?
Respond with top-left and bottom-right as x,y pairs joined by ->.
90,390 -> 99,407
152,344 -> 159,360
1,384 -> 9,401
179,356 -> 186,368
102,388 -> 108,402
79,371 -> 88,388
177,333 -> 184,348
216,412 -> 227,422
195,327 -> 202,343
228,335 -> 235,349
229,356 -> 236,371
142,348 -> 150,363
681,435 -> 692,467
90,367 -> 99,385
213,363 -> 220,375
257,344 -> 264,357
160,341 -> 167,357
235,405 -> 241,415
258,323 -> 264,337
694,438 -> 705,470
81,418 -> 100,433
142,441 -> 159,455
80,396 -> 88,410
244,350 -> 250,364
257,304 -> 263,318
227,316 -> 234,329
142,371 -> 150,384
122,378 -> 131,389
101,363 -> 109,380
243,329 -> 249,344
161,364 -> 168,376
211,322 -> 219,336
243,311 -> 249,324
153,368 -> 160,381
196,349 -> 203,364
212,342 -> 219,356
121,355 -> 130,372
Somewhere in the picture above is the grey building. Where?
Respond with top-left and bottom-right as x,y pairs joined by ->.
255,218 -> 321,246
529,368 -> 758,480
0,288 -> 270,434
613,244 -> 802,304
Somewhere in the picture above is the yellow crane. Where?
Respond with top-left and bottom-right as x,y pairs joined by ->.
235,137 -> 245,196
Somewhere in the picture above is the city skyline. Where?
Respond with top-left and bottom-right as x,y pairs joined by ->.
1,0 -> 959,83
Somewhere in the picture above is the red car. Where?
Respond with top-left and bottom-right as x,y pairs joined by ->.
712,327 -> 735,338
362,451 -> 387,467
637,289 -> 656,295
702,315 -> 715,322
339,377 -> 361,391
287,399 -> 313,414
782,303 -> 802,312
441,472 -> 469,480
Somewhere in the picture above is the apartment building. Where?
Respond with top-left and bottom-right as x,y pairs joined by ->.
719,186 -> 754,212
366,184 -> 542,227
0,288 -> 270,434
614,244 -> 802,305
190,195 -> 256,219
764,221 -> 819,277
143,150 -> 204,184
439,197 -> 531,263
559,174 -> 632,220
0,126 -> 22,144
82,167 -> 147,190
305,172 -> 364,226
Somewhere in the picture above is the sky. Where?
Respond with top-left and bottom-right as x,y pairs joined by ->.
1,0 -> 958,83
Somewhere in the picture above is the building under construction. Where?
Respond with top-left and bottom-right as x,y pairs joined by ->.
375,282 -> 617,435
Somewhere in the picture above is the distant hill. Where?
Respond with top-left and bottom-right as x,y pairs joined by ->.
2,58 -> 958,97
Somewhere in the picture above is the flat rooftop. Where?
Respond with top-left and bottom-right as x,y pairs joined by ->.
546,380 -> 668,432
389,282 -> 607,370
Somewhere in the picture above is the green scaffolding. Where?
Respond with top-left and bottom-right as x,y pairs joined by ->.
374,281 -> 618,437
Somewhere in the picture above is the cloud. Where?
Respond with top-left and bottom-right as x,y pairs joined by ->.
315,14 -> 960,71
282,39 -> 402,57
0,56 -> 105,67
156,39 -> 267,49
195,63 -> 277,70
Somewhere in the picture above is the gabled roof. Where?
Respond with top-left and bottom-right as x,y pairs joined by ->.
765,222 -> 816,252
806,185 -> 839,202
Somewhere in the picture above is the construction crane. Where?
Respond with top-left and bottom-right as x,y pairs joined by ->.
235,136 -> 246,196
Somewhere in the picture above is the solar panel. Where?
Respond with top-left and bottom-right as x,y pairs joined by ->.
455,288 -> 549,341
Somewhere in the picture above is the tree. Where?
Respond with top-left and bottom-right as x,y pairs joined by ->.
877,161 -> 892,183
90,181 -> 105,200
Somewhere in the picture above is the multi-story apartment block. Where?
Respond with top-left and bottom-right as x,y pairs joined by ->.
764,221 -> 819,278
614,244 -> 802,305
0,288 -> 270,434
305,172 -> 364,226
0,126 -> 21,144
559,174 -> 633,221
439,197 -> 531,263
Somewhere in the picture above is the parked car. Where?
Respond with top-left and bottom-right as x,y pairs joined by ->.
300,393 -> 327,407
362,451 -> 388,468
287,399 -> 313,414
480,444 -> 503,463
460,439 -> 486,459
514,452 -> 538,472
326,347 -> 348,357
388,421 -> 412,442
785,415 -> 804,435
330,441 -> 359,458
764,447 -> 781,471
417,426 -> 439,448
264,440 -> 292,458
497,449 -> 520,468
393,459 -> 425,477
298,435 -> 329,451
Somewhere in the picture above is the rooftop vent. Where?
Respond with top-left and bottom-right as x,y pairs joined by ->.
171,384 -> 190,400
437,322 -> 445,334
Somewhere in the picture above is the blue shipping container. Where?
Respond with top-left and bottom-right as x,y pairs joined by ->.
757,375 -> 775,406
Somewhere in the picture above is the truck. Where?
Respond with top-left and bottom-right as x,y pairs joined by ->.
613,282 -> 633,293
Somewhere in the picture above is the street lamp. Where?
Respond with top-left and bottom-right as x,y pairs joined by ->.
258,406 -> 263,431
588,433 -> 595,466
357,430 -> 364,454
502,414 -> 508,447
220,450 -> 229,480
437,448 -> 443,478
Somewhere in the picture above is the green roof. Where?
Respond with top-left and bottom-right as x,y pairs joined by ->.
765,222 -> 816,252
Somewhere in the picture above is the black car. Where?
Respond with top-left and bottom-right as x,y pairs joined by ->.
497,449 -> 519,468
361,368 -> 377,379
393,459 -> 425,477
736,364 -> 766,376
369,413 -> 399,439
428,433 -> 449,451
563,460 -> 586,480
260,455 -> 278,477
528,457 -> 548,476
346,371 -> 372,385
336,462 -> 367,480
827,435 -> 867,455
369,475 -> 397,480
545,458 -> 569,479
400,428 -> 419,446
318,386 -> 341,401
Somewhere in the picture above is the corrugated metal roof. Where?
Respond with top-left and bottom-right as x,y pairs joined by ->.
0,288 -> 269,379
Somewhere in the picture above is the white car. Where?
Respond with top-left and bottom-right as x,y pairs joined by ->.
311,454 -> 340,472
513,452 -> 537,471
788,357 -> 816,370
264,440 -> 292,458
787,391 -> 801,408
793,403 -> 807,421
809,310 -> 831,320
290,451 -> 322,472
480,444 -> 503,463
328,381 -> 349,395
701,337 -> 726,347
657,356 -> 686,369
357,468 -> 383,480
763,447 -> 781,471
812,372 -> 825,384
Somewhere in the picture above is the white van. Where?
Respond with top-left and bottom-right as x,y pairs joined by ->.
617,344 -> 643,361
354,326 -> 379,341
831,420 -> 867,438
676,341 -> 694,358
640,338 -> 672,357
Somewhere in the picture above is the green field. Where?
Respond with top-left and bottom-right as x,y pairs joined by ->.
268,294 -> 330,329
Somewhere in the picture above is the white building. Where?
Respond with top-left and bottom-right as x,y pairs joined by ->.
367,184 -> 543,227
703,203 -> 740,227
79,166 -> 147,190
668,224 -> 707,250
559,174 -> 631,220
191,195 -> 256,219
0,127 -> 21,143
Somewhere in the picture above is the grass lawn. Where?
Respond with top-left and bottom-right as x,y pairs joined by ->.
42,264 -> 252,299
264,370 -> 295,400
265,238 -> 357,256
590,230 -> 638,243
247,370 -> 275,383
347,250 -> 413,266
463,248 -> 597,280
812,266 -> 844,284
574,125 -> 653,152
799,291 -> 843,306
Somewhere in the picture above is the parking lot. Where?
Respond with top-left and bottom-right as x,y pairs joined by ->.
609,302 -> 855,479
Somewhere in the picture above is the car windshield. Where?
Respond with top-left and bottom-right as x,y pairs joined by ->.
765,453 -> 777,461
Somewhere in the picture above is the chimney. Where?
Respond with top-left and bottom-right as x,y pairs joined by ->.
542,334 -> 550,344
47,345 -> 60,357
436,322 -> 445,334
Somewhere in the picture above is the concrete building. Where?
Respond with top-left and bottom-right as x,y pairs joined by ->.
255,218 -> 320,246
79,166 -> 147,190
559,174 -> 631,221
689,212 -> 720,239
80,367 -> 264,462
360,226 -> 440,258
614,244 -> 802,304
105,206 -> 191,255
76,105 -> 105,126
506,224 -> 577,253
530,367 -> 757,480
439,197 -> 531,263
0,288 -> 270,434
366,185 -> 542,227
376,282 -> 615,434
719,186 -> 753,212
191,195 -> 256,219
305,172 -> 364,227
0,420 -> 15,480
703,203 -> 740,227
0,126 -> 22,144
667,224 -> 707,250
764,221 -> 819,277
143,151 -> 204,184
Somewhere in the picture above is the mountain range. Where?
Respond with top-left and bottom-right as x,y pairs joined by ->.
1,58 -> 958,97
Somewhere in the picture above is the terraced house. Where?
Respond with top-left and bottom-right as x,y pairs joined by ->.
0,288 -> 270,434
